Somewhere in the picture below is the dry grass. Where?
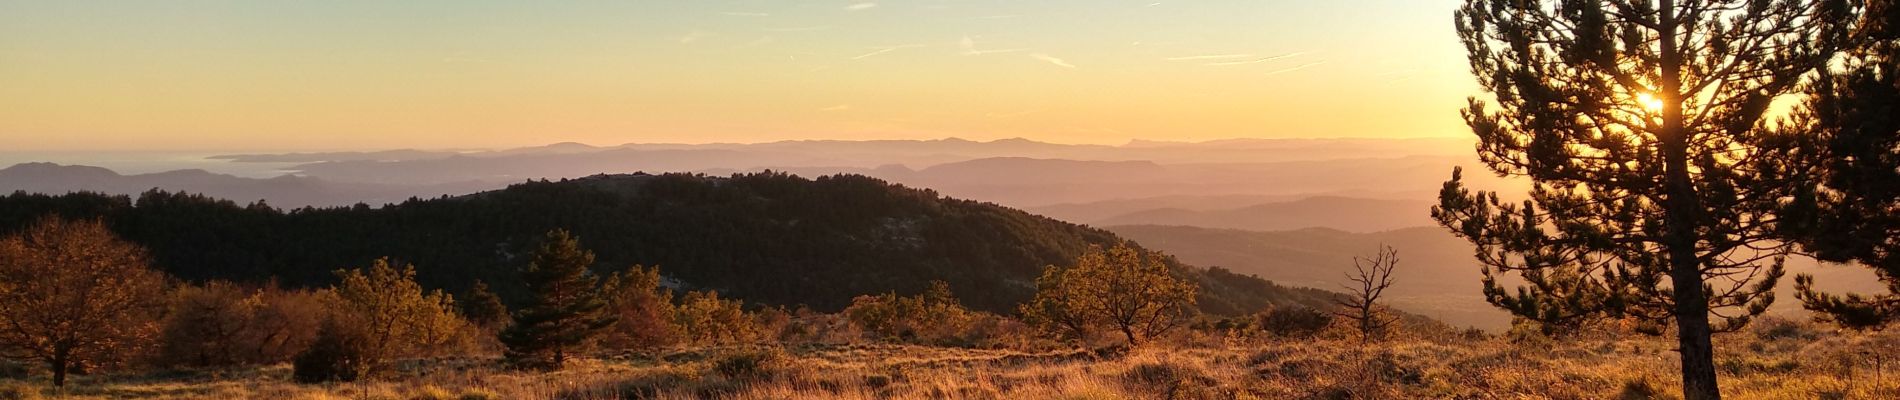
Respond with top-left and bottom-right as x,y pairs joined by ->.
5,321 -> 1898,399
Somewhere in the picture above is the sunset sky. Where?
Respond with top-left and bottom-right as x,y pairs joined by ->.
0,0 -> 1473,151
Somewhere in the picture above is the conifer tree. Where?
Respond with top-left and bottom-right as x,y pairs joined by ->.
1438,1 -> 1852,398
501,229 -> 615,370
1774,0 -> 1900,329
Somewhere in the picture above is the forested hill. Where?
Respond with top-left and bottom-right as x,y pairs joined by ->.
0,172 -> 1342,316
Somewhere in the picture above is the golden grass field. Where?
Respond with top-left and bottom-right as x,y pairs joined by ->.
3,318 -> 1896,400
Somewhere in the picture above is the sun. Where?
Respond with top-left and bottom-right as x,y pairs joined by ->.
1636,92 -> 1665,112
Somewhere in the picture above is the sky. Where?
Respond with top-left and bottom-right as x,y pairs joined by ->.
0,0 -> 1475,152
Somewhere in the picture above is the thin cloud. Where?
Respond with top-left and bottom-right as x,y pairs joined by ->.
959,36 -> 1027,55
1265,61 -> 1327,76
765,26 -> 833,32
1165,54 -> 1254,61
1204,52 -> 1305,66
676,30 -> 709,44
740,36 -> 777,48
852,44 -> 928,60
1030,53 -> 1076,69
845,3 -> 877,11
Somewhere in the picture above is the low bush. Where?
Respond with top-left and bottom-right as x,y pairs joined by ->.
711,347 -> 788,380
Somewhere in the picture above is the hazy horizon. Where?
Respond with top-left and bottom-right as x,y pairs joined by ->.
1,0 -> 1474,152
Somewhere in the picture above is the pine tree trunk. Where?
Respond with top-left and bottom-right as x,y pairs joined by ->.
1657,1 -> 1721,398
1670,250 -> 1722,400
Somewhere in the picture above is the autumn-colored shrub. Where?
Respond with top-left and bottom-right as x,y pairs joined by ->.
293,258 -> 470,382
674,290 -> 764,346
157,282 -> 327,368
599,265 -> 679,351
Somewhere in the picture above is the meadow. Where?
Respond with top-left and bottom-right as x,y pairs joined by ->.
6,317 -> 1894,400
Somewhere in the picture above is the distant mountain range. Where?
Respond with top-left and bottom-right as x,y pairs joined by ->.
0,162 -> 497,207
1,138 -> 1517,214
211,137 -> 1479,165
1063,196 -> 1435,233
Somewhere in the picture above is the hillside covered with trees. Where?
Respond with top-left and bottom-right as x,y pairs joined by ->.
0,171 -> 1338,316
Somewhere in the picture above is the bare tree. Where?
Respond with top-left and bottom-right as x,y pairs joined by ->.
1333,245 -> 1398,341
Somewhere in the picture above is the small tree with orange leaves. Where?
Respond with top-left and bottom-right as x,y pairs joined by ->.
0,217 -> 169,387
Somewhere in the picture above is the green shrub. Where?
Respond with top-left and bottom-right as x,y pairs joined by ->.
1750,317 -> 1819,342
1258,306 -> 1333,338
292,324 -> 374,383
711,347 -> 786,380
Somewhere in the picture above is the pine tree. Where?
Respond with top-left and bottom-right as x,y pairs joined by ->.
501,229 -> 616,370
1437,1 -> 1852,398
1775,0 -> 1900,329
463,280 -> 510,331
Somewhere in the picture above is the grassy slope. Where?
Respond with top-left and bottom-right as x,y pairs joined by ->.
9,319 -> 1896,399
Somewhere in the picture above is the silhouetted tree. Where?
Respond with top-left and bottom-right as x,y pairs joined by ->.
0,217 -> 169,387
1439,1 -> 1852,398
1332,245 -> 1398,341
1022,243 -> 1197,345
501,229 -> 615,370
1772,0 -> 1900,329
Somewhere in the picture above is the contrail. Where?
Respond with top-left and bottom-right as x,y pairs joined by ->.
1031,53 -> 1076,69
1166,54 -> 1254,61
1204,52 -> 1306,66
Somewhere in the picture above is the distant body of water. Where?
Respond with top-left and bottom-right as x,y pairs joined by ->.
0,151 -> 300,178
